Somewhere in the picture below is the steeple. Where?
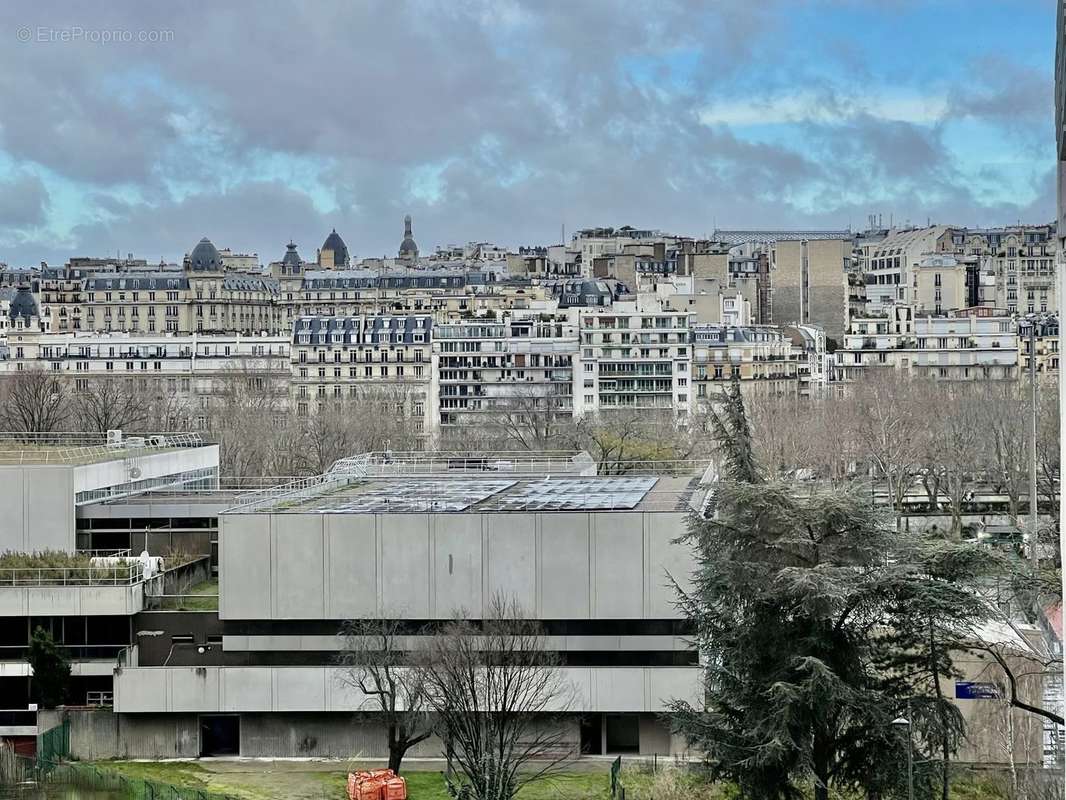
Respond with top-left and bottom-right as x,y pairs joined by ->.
398,214 -> 419,261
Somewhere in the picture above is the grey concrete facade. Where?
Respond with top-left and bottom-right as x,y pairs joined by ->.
219,511 -> 691,621
113,665 -> 701,714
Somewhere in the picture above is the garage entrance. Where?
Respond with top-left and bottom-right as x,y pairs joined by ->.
199,715 -> 240,757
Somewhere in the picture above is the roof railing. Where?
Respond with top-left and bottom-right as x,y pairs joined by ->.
0,431 -> 207,464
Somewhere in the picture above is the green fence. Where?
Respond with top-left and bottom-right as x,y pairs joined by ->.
32,721 -> 239,800
35,719 -> 69,772
44,762 -> 241,800
610,755 -> 625,799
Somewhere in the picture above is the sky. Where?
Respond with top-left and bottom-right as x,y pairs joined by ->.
0,0 -> 1055,266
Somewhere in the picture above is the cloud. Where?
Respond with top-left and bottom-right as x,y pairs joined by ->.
0,0 -> 1053,265
0,173 -> 50,232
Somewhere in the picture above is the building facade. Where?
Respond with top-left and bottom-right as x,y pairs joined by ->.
573,303 -> 692,417
838,305 -> 1018,381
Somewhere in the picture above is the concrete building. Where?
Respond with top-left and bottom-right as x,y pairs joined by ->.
433,312 -> 576,439
772,238 -> 853,344
107,452 -> 704,757
0,432 -> 219,726
573,302 -> 692,417
838,305 -> 1018,381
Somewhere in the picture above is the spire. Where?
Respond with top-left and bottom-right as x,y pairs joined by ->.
404,215 -> 413,238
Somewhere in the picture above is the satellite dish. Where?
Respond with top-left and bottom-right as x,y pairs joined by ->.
128,466 -> 142,479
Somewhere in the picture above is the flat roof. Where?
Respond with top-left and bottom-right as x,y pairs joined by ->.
226,474 -> 699,515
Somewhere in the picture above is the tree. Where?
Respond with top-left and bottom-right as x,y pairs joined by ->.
71,377 -> 151,432
491,388 -> 574,452
924,384 -> 985,538
668,380 -> 989,800
0,369 -> 69,434
846,371 -> 930,528
28,626 -> 71,708
421,596 -> 574,800
571,409 -> 693,475
337,616 -> 434,774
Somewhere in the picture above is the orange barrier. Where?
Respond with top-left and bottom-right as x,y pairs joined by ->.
383,775 -> 408,800
347,769 -> 407,800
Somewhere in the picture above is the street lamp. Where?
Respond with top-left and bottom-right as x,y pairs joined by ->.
1019,312 -> 1056,574
892,701 -> 914,800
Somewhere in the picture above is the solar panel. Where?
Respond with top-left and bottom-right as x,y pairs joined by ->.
490,477 -> 658,511
317,479 -> 517,513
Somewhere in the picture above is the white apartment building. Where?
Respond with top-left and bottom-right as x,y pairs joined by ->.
838,305 -> 1018,381
573,301 -> 692,417
432,312 -> 577,438
0,330 -> 291,427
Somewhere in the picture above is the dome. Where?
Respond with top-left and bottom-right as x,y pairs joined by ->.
320,229 -> 349,267
282,241 -> 303,268
398,214 -> 419,259
8,285 -> 37,321
186,237 -> 223,271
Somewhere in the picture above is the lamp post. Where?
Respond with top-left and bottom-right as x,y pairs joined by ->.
1021,312 -> 1055,574
892,699 -> 914,800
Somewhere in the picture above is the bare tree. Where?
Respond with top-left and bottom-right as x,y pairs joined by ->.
298,387 -> 423,474
492,388 -> 573,452
208,365 -> 290,476
0,369 -> 70,434
422,596 -> 574,800
337,616 -> 434,774
979,382 -> 1030,522
925,384 -> 986,538
846,371 -> 930,527
70,377 -> 151,433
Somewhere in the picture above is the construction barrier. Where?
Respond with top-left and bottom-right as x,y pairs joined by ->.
347,768 -> 407,800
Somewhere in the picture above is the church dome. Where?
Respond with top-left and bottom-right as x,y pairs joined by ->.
186,237 -> 223,271
282,241 -> 303,268
320,229 -> 349,267
8,285 -> 37,321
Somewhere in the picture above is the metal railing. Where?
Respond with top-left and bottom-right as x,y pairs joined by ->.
0,644 -> 130,661
0,564 -> 144,586
345,449 -> 594,476
0,551 -> 143,586
0,431 -> 208,464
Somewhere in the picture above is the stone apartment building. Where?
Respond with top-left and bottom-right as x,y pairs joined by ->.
690,324 -> 800,405
864,224 -> 1058,316
289,315 -> 434,435
0,330 -> 290,429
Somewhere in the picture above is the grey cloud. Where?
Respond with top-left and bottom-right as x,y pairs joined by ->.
0,0 -> 1054,265
0,173 -> 49,231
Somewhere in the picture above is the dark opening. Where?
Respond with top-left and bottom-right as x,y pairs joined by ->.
199,715 -> 239,757
605,714 -> 640,754
579,714 -> 602,755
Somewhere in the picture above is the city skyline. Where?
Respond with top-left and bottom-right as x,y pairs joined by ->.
0,0 -> 1055,267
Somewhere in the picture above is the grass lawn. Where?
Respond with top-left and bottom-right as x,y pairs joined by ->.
86,760 -> 614,800
84,760 -> 1009,800
158,577 -> 219,610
